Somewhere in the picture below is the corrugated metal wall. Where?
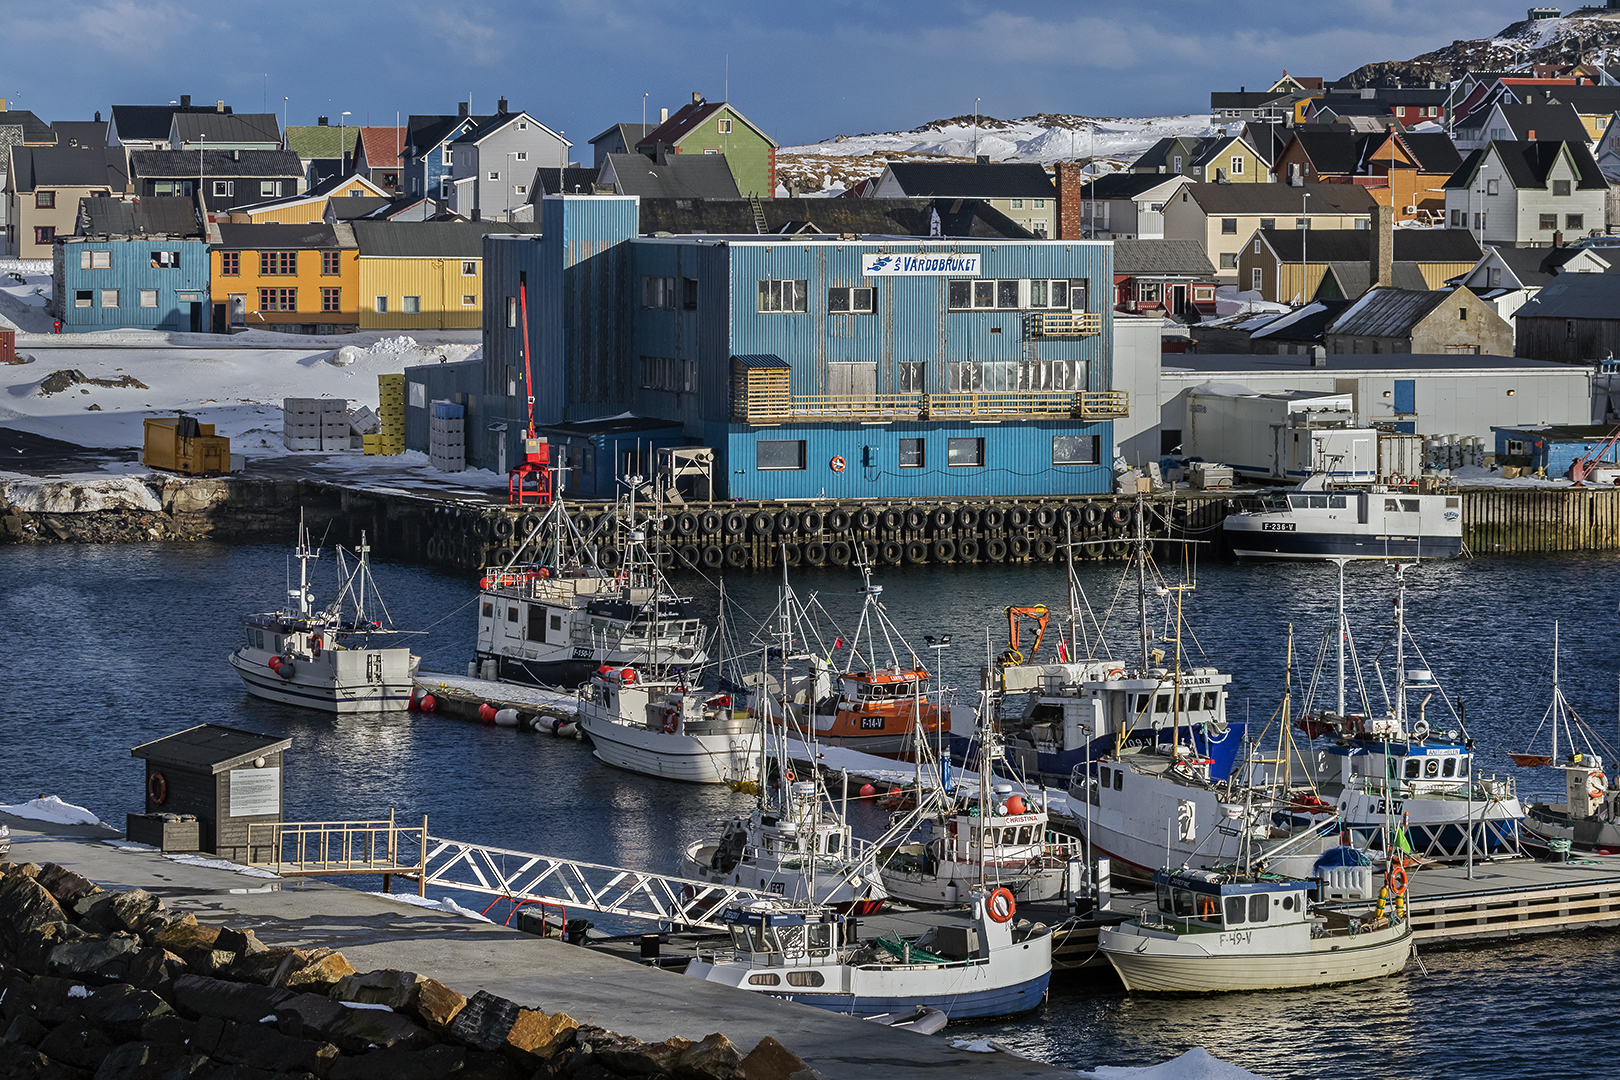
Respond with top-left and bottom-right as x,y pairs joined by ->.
480,234 -> 547,472
535,196 -> 638,423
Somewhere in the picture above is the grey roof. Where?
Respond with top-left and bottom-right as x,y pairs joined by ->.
537,167 -> 602,195
1112,239 -> 1215,276
1457,103 -> 1590,143
350,220 -> 538,258
1516,85 -> 1620,115
130,149 -> 303,179
1260,228 -> 1481,264
131,723 -> 291,772
404,114 -> 492,156
1326,287 -> 1451,337
1165,352 -> 1573,373
325,196 -> 393,219
1445,140 -> 1608,192
589,123 -> 655,147
170,112 -> 282,146
883,161 -> 1056,199
1248,299 -> 1350,341
1514,272 -> 1620,319
636,197 -> 1032,239
603,153 -> 740,199
1210,91 -> 1294,109
76,196 -> 200,238
52,121 -> 107,149
733,354 -> 790,369
8,146 -> 128,191
1082,172 -> 1186,199
110,104 -> 217,143
1488,244 -> 1600,288
0,110 -> 54,142
1182,182 -> 1377,215
216,222 -> 346,250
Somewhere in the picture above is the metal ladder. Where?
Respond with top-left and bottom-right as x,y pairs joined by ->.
748,195 -> 768,234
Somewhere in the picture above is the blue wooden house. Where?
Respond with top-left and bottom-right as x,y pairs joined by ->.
53,197 -> 209,332
401,109 -> 489,203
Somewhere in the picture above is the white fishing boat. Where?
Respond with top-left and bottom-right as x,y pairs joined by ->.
228,524 -> 418,713
577,665 -> 761,785
1098,865 -> 1412,993
684,886 -> 1053,1020
1224,474 -> 1462,560
473,489 -> 708,688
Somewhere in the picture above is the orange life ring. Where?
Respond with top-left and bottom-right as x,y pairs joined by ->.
785,769 -> 796,783
662,707 -> 680,735
1387,858 -> 1409,896
987,886 -> 1016,923
311,634 -> 323,658
1107,668 -> 1125,679
147,772 -> 168,805
829,456 -> 847,472
1389,472 -> 1403,486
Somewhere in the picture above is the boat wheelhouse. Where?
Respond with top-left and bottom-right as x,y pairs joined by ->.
1224,484 -> 1463,560
577,665 -> 761,785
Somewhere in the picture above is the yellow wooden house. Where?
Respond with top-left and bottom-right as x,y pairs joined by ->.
229,174 -> 389,224
350,220 -> 536,330
206,221 -> 359,332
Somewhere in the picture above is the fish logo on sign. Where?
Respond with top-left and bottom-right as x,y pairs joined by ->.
866,255 -> 894,272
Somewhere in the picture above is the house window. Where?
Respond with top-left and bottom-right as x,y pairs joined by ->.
462,260 -> 478,276
1553,180 -> 1571,197
150,251 -> 179,268
1260,218 -> 1275,230
757,279 -> 807,312
1221,218 -> 1237,234
1487,267 -> 1501,287
683,277 -> 698,310
643,276 -> 676,309
315,251 -> 337,275
260,181 -> 278,197
717,118 -> 732,134
140,290 -> 158,308
514,185 -> 526,195
948,281 -> 972,309
1486,179 -> 1500,196
259,287 -> 296,312
1567,214 -> 1584,230
1053,434 -> 1099,465
898,438 -> 925,468
515,151 -> 527,161
1296,217 -> 1310,229
1540,214 -> 1558,230
1450,208 -> 1463,228
1028,280 -> 1072,308
1034,198 -> 1046,209
1011,199 -> 1024,209
375,296 -> 388,313
1252,267 -> 1263,290
898,361 -> 927,393
409,381 -> 426,407
100,289 -> 119,308
442,147 -> 453,165
33,226 -> 54,245
74,290 -> 91,308
213,180 -> 233,197
488,171 -> 499,181
1459,307 -> 1467,321
757,439 -> 805,470
1254,238 -> 1262,254
35,190 -> 55,209
80,250 -> 111,269
1220,253 -> 1238,269
827,286 -> 875,313
947,437 -> 984,468
1567,319 -> 1577,340
221,252 -> 239,275
1230,155 -> 1244,175
402,295 -> 421,314
261,251 -> 297,275
462,294 -> 475,305
506,297 -> 518,327
1173,155 -> 1183,172
321,287 -> 341,312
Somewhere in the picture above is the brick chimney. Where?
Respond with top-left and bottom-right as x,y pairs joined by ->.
1055,161 -> 1088,240
1372,203 -> 1394,289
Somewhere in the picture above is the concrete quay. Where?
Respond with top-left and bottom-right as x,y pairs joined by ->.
2,811 -> 1067,1080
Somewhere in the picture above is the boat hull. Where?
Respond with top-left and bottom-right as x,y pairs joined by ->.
229,649 -> 415,714
1100,923 -> 1411,993
580,715 -> 760,785
1227,532 -> 1462,560
748,972 -> 1050,1021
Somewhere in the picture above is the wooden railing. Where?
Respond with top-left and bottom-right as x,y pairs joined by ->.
736,389 -> 1128,424
1028,312 -> 1103,337
247,810 -> 426,879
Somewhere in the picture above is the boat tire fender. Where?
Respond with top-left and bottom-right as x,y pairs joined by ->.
801,509 -> 824,534
1034,537 -> 1058,561
956,506 -> 979,530
829,540 -> 853,566
699,510 -> 723,534
987,887 -> 1016,923
931,507 -> 953,529
803,541 -> 827,567
1009,535 -> 1031,558
985,537 -> 1008,561
905,507 -> 928,531
1082,503 -> 1104,527
879,540 -> 903,565
905,540 -> 930,564
724,511 -> 748,536
932,538 -> 957,562
724,544 -> 747,569
828,508 -> 852,531
776,510 -> 800,535
701,544 -> 724,569
493,516 -> 514,540
1034,505 -> 1056,529
1110,505 -> 1132,528
679,544 -> 701,568
1008,506 -> 1030,529
957,538 -> 980,562
752,511 -> 775,536
879,508 -> 902,532
675,512 -> 698,536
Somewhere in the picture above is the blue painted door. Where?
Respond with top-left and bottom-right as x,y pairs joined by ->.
1393,380 -> 1415,415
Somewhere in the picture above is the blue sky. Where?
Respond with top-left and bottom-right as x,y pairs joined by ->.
11,1 -> 1533,149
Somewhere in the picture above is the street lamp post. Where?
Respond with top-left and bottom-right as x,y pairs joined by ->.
340,111 -> 351,178
198,133 -> 206,203
1301,190 -> 1311,302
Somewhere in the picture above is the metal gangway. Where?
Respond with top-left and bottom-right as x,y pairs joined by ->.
247,812 -> 776,932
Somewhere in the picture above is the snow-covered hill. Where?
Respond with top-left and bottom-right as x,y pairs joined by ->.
1341,9 -> 1620,85
775,113 -> 1213,195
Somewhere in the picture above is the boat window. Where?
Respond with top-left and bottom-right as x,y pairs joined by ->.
1249,894 -> 1269,922
1458,757 -> 1470,777
787,970 -> 825,987
1016,826 -> 1032,844
507,606 -> 519,623
1224,895 -> 1246,925
1156,882 -> 1172,912
1309,495 -> 1329,508
1170,888 -> 1196,918
1203,692 -> 1219,710
1156,694 -> 1170,714
1099,766 -> 1111,789
1288,495 -> 1308,508
1405,759 -> 1421,778
1385,499 -> 1400,512
1114,769 -> 1124,791
806,923 -> 832,953
748,973 -> 781,986
1194,893 -> 1220,922
551,615 -> 563,632
826,832 -> 840,854
526,605 -> 546,642
1401,499 -> 1420,513
1329,495 -> 1347,508
1443,757 -> 1456,777
1281,895 -> 1295,911
274,636 -> 283,653
729,927 -> 751,950
1425,759 -> 1440,778
482,603 -> 493,617
1446,497 -> 1460,508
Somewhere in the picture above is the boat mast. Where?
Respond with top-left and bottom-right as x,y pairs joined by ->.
1393,563 -> 1409,730
1134,494 -> 1150,673
293,509 -> 316,620
1332,556 -> 1349,718
1552,621 -> 1561,766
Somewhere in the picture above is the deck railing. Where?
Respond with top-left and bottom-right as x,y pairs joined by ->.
1027,312 -> 1103,337
737,389 -> 1128,424
247,811 -> 426,878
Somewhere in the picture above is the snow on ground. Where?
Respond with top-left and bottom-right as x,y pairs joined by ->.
0,795 -> 106,826
1079,1048 -> 1271,1080
775,113 -> 1213,194
365,891 -> 496,922
0,261 -> 55,333
0,335 -> 478,462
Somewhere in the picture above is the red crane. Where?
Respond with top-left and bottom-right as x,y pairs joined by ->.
507,270 -> 553,505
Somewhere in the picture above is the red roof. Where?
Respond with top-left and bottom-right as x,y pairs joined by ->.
636,101 -> 724,150
357,126 -> 405,169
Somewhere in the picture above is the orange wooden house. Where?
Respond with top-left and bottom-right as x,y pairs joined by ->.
206,221 -> 359,333
1272,128 -> 1461,222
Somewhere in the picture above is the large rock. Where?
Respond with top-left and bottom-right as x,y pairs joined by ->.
593,1034 -> 691,1076
281,951 -> 357,994
273,994 -> 431,1054
101,892 -> 160,936
171,974 -> 292,1022
149,924 -> 220,965
0,874 -> 68,951
331,969 -> 415,1010
674,1033 -> 743,1080
327,1045 -> 467,1080
503,1008 -> 576,1064
89,1040 -> 189,1080
31,866 -> 101,909
137,1013 -> 195,1048
458,1049 -> 526,1080
48,934 -> 141,979
406,978 -> 465,1035
79,985 -> 172,1040
22,975 -> 99,1025
3,1012 -> 49,1047
736,1037 -> 807,1080
272,993 -> 349,1041
18,921 -> 87,976
209,1018 -> 341,1075
445,991 -> 518,1053
234,946 -> 308,987
36,1019 -> 119,1072
0,1039 -> 93,1080
214,927 -> 268,961
123,947 -> 185,996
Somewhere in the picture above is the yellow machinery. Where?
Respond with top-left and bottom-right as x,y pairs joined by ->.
142,417 -> 230,476
1000,605 -> 1050,666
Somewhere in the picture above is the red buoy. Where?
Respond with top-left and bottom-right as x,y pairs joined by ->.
859,783 -> 876,798
419,694 -> 437,713
1006,795 -> 1027,816
478,703 -> 498,724
620,668 -> 637,683
267,656 -> 282,673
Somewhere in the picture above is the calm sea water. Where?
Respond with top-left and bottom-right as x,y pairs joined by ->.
3,540 -> 1619,1079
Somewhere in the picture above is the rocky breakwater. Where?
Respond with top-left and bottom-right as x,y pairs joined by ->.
0,861 -> 826,1080
0,476 -> 310,545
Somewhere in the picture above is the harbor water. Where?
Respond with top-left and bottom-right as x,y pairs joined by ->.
3,540 -> 1620,1079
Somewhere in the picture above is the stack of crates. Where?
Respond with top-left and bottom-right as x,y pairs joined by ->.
429,400 -> 465,472
319,398 -> 349,450
283,398 -> 350,451
368,373 -> 405,456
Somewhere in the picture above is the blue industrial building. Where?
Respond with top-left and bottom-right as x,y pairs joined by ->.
51,197 -> 209,333
429,195 -> 1126,499
1493,425 -> 1617,478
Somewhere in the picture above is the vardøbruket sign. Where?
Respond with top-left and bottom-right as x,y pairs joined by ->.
861,253 -> 981,276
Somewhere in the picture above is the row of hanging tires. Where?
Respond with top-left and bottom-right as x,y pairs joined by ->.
649,533 -> 1161,571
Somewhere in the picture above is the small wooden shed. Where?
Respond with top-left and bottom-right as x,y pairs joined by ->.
131,724 -> 291,863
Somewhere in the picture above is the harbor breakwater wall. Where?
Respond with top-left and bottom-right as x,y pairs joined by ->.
3,474 -> 1618,565
0,858 -> 817,1080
